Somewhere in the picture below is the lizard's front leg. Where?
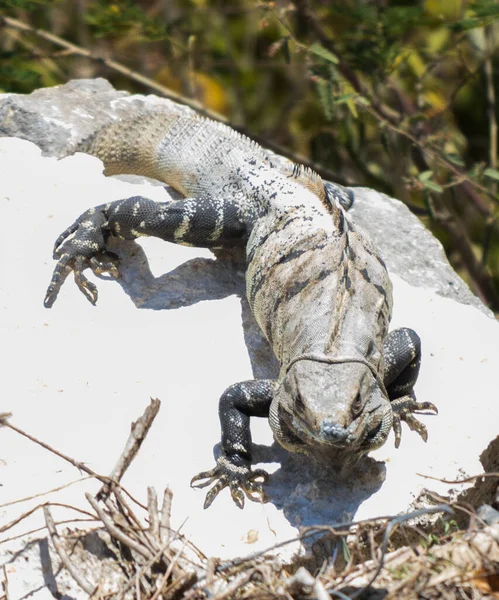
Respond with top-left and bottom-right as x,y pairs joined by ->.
44,203 -> 119,306
191,379 -> 277,509
45,194 -> 247,305
383,328 -> 437,447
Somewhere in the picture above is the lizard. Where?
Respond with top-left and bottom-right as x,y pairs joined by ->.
44,104 -> 437,509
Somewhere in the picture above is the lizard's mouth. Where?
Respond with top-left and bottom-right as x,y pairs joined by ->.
274,401 -> 391,461
275,404 -> 360,455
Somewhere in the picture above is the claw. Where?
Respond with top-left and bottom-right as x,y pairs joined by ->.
45,205 -> 110,307
393,413 -> 402,448
204,477 -> 230,509
230,486 -> 245,509
44,254 -> 71,307
391,395 -> 438,447
191,458 -> 269,509
242,480 -> 266,504
250,468 -> 269,483
74,256 -> 98,305
190,468 -> 219,489
90,252 -> 120,278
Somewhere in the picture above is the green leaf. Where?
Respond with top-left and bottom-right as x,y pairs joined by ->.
335,93 -> 357,104
422,180 -> 444,193
283,37 -> 291,64
309,43 -> 339,64
316,78 -> 335,121
418,170 -> 434,182
418,171 -> 443,192
450,18 -> 479,32
446,153 -> 465,167
334,93 -> 359,118
475,3 -> 499,18
424,181 -> 444,192
484,168 -> 499,181
356,96 -> 371,106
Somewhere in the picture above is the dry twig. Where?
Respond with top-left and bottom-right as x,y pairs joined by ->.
44,505 -> 97,595
97,398 -> 161,500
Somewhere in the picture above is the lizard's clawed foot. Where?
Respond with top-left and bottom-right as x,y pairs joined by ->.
391,395 -> 438,448
191,455 -> 269,509
45,250 -> 119,307
44,206 -> 118,307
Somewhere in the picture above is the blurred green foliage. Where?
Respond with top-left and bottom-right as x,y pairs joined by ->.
1,0 -> 499,310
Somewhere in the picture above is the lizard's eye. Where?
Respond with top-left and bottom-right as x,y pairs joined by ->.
295,390 -> 305,412
351,392 -> 363,417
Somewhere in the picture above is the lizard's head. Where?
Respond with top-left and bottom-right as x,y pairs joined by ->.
269,360 -> 392,470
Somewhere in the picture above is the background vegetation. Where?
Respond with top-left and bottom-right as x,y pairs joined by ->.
1,0 -> 499,312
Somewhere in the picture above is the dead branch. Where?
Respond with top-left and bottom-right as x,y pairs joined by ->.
86,493 -> 153,561
0,477 -> 90,510
147,487 -> 160,540
417,471 -> 499,485
160,487 -> 173,546
3,420 -> 113,485
44,505 -> 97,595
3,405 -> 152,510
97,398 -> 161,500
0,413 -> 12,425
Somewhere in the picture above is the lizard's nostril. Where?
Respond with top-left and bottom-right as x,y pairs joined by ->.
321,421 -> 349,442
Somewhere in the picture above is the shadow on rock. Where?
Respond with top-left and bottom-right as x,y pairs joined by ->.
253,442 -> 386,526
206,439 -> 386,547
108,238 -> 279,380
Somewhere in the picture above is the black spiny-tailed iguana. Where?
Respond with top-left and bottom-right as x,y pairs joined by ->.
44,104 -> 437,509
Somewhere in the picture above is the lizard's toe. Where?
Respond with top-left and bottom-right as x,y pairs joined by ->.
242,477 -> 267,504
89,251 -> 120,278
44,254 -> 72,307
204,476 -> 231,509
250,468 -> 268,480
391,395 -> 438,448
52,219 -> 80,255
190,467 -> 219,489
74,256 -> 98,305
45,205 -> 111,307
191,458 -> 269,509
229,484 -> 245,509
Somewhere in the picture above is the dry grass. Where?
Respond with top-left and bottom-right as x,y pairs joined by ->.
1,405 -> 498,600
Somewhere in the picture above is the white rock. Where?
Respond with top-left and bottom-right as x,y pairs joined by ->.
0,136 -> 497,598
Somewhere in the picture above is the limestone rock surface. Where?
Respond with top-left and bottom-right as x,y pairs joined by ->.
0,80 -> 498,598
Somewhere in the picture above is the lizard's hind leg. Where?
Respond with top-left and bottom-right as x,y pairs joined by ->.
383,328 -> 438,448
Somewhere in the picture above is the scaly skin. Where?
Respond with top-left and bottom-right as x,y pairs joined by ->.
45,105 -> 437,508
